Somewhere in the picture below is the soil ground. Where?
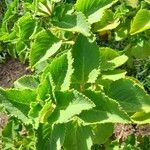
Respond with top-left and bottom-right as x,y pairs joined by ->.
0,58 -> 31,88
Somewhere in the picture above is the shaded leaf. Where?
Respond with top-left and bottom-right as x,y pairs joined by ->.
92,124 -> 114,144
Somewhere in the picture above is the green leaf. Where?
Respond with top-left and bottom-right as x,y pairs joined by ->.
100,47 -> 128,71
101,70 -> 126,81
131,112 -> 150,124
63,121 -> 93,150
41,51 -> 74,91
0,88 -> 36,124
131,40 -> 150,58
1,0 -> 18,32
145,0 -> 150,4
2,120 -> 18,149
30,30 -> 62,67
53,12 -> 91,37
92,124 -> 114,144
76,0 -> 118,24
14,75 -> 39,90
37,74 -> 55,101
39,101 -> 56,123
48,90 -> 95,124
124,0 -> 139,8
130,9 -> 150,35
0,88 -> 36,105
17,13 -> 36,40
49,124 -> 66,150
2,119 -> 37,149
79,91 -> 130,124
114,18 -> 130,41
92,10 -> 120,32
72,35 -> 100,84
28,102 -> 42,129
108,78 -> 150,113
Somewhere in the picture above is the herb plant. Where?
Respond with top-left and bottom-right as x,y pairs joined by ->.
0,0 -> 150,149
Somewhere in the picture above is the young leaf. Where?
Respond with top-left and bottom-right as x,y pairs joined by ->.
37,74 -> 55,101
130,9 -> 150,35
30,30 -> 62,67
